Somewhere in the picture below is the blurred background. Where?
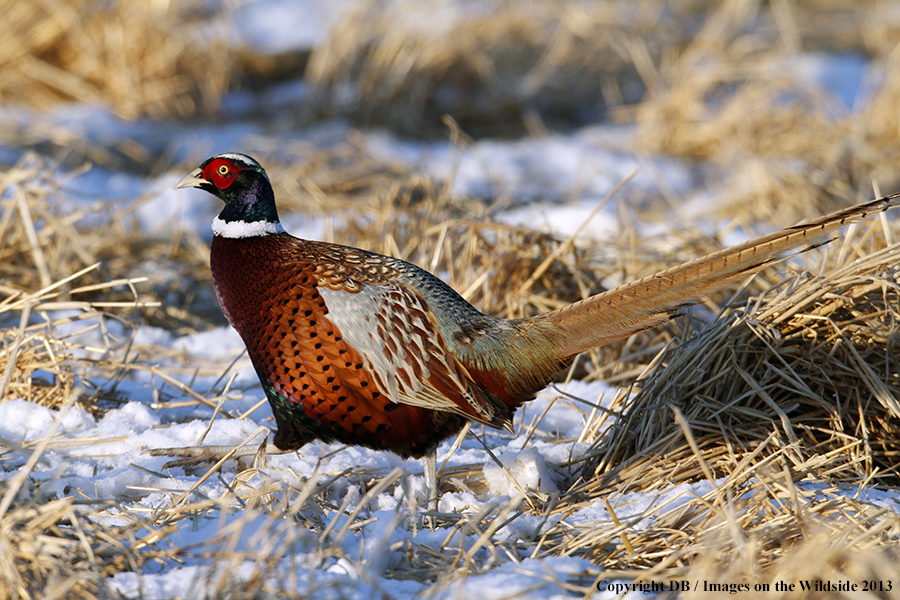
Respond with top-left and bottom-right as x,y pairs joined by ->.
4,0 -> 900,186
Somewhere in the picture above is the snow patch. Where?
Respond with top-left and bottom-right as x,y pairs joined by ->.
483,447 -> 557,497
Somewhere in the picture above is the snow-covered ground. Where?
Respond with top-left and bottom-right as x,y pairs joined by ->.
2,2 -> 898,599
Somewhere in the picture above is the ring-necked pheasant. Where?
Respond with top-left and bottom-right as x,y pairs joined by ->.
158,152 -> 900,511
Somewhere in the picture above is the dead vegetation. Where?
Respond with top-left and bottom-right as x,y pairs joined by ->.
634,0 -> 900,227
0,0 -> 229,120
557,233 -> 900,584
305,0 -> 651,137
589,229 -> 900,481
2,0 -> 900,598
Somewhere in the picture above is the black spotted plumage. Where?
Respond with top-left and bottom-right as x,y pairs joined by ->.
210,232 -> 472,457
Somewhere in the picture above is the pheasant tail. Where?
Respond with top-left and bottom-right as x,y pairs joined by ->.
533,192 -> 900,359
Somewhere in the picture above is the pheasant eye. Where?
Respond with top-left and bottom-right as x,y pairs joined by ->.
217,164 -> 230,176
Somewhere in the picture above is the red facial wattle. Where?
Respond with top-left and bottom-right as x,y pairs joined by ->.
203,159 -> 241,189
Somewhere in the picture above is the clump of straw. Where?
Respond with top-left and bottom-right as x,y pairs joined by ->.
0,0 -> 229,119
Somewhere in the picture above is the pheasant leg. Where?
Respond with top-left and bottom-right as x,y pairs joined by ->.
423,448 -> 439,512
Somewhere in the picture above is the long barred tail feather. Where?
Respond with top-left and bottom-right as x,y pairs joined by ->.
536,192 -> 900,359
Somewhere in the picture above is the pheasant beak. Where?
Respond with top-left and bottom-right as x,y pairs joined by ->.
175,167 -> 209,190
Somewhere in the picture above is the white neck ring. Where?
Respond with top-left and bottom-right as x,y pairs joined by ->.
212,217 -> 285,238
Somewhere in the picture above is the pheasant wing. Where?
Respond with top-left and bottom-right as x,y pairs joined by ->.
318,281 -> 509,426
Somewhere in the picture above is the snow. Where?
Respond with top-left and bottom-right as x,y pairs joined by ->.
0,398 -> 94,442
783,52 -> 869,111
430,557 -> 600,600
230,0 -> 357,53
2,2 -> 897,599
482,447 -> 558,497
364,125 -> 698,242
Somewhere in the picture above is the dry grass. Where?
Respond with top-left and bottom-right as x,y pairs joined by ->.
0,163 -> 161,598
587,236 -> 900,483
544,230 -> 900,585
303,0 -> 900,144
634,0 -> 900,227
2,0 -> 900,597
0,0 -> 229,120
304,0 -> 698,137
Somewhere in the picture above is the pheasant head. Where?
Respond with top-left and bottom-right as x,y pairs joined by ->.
176,153 -> 283,238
